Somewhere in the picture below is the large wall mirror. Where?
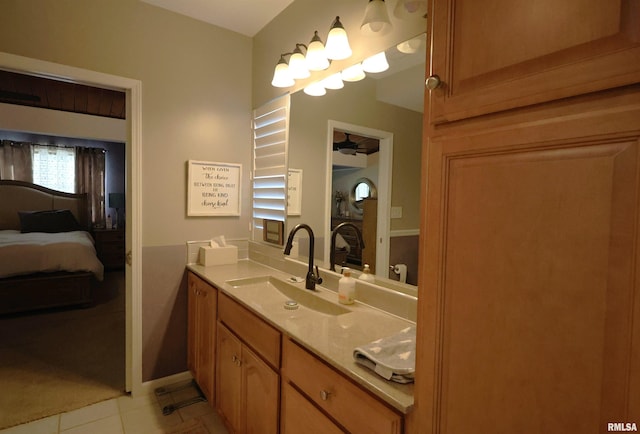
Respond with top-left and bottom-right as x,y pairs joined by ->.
287,33 -> 425,289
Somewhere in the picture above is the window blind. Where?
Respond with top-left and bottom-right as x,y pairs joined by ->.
32,145 -> 76,193
251,94 -> 290,241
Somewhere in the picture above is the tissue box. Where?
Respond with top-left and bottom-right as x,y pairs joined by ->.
198,245 -> 238,266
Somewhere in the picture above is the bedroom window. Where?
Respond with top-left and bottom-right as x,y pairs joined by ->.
32,145 -> 76,193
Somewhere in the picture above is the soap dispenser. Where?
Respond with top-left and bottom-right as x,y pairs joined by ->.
359,264 -> 375,283
338,267 -> 356,305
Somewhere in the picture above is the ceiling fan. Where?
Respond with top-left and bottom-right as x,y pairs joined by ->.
333,133 -> 359,155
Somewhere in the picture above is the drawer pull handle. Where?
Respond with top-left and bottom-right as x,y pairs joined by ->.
320,390 -> 331,401
232,355 -> 242,367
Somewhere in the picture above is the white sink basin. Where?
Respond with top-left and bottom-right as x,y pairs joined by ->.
226,275 -> 351,316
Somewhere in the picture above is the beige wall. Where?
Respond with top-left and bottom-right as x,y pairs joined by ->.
252,0 -> 426,107
0,0 -> 252,381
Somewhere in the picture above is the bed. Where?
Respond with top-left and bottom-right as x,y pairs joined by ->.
0,180 -> 104,315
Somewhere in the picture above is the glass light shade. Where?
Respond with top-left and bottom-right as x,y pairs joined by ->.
303,82 -> 327,96
288,49 -> 310,79
397,35 -> 425,54
325,17 -> 352,60
321,73 -> 344,90
362,51 -> 389,73
393,0 -> 428,19
306,31 -> 330,71
271,57 -> 295,88
361,0 -> 392,36
341,63 -> 366,82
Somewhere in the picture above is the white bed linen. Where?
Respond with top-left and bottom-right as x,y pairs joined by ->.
0,230 -> 104,281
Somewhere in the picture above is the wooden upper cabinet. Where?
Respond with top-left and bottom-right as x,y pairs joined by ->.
428,0 -> 640,123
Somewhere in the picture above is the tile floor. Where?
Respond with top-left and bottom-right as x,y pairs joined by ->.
0,381 -> 229,434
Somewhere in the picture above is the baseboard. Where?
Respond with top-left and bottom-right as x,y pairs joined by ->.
138,371 -> 193,397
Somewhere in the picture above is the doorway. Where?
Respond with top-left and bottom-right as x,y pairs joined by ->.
0,52 -> 143,397
325,120 -> 393,278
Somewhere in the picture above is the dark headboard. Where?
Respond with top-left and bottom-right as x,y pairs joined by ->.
0,180 -> 89,230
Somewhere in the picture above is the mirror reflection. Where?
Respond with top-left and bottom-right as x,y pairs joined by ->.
288,33 -> 425,288
352,177 -> 377,211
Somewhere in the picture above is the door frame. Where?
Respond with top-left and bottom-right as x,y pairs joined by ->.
0,52 -> 143,395
325,120 -> 393,276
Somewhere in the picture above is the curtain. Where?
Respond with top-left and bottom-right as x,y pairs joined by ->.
75,147 -> 106,228
0,140 -> 33,181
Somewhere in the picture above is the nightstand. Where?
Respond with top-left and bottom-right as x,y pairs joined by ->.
93,228 -> 125,270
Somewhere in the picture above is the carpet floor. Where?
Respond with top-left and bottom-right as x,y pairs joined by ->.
0,270 -> 126,429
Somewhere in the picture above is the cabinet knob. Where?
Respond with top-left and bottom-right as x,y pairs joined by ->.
320,390 -> 331,401
425,75 -> 442,90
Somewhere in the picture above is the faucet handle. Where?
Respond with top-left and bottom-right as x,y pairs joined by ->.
315,265 -> 323,285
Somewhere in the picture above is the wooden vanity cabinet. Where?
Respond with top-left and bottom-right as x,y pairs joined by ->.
187,272 -> 217,405
282,337 -> 403,434
428,0 -> 640,123
216,293 -> 281,434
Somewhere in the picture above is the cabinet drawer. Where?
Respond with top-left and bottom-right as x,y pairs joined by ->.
281,382 -> 343,434
94,230 -> 125,243
282,338 -> 402,434
218,292 -> 281,368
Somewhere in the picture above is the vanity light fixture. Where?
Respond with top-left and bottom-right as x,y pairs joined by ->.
303,81 -> 327,96
271,54 -> 295,88
321,73 -> 344,90
325,16 -> 353,60
341,63 -> 366,82
362,51 -> 389,73
288,44 -> 311,79
305,31 -> 330,71
393,0 -> 428,19
361,0 -> 392,36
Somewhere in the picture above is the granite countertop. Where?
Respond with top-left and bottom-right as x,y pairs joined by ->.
187,259 -> 415,414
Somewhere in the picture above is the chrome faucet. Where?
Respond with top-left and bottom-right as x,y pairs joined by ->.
330,222 -> 365,272
283,223 -> 322,290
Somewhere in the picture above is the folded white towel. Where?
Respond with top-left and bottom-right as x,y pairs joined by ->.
335,232 -> 351,253
353,326 -> 415,384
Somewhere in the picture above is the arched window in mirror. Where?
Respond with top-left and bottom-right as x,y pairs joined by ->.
350,177 -> 377,213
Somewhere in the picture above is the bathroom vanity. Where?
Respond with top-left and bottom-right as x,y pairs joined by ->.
186,260 -> 415,433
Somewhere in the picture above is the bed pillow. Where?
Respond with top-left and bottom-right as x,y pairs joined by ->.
19,209 -> 83,233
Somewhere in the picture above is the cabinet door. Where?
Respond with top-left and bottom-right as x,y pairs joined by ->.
187,274 -> 197,374
281,382 -> 343,434
216,323 -> 242,433
428,0 -> 640,123
242,346 -> 279,434
416,91 -> 640,433
196,283 -> 216,403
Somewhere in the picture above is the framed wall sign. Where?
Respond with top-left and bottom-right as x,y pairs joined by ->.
287,168 -> 302,216
187,160 -> 241,216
